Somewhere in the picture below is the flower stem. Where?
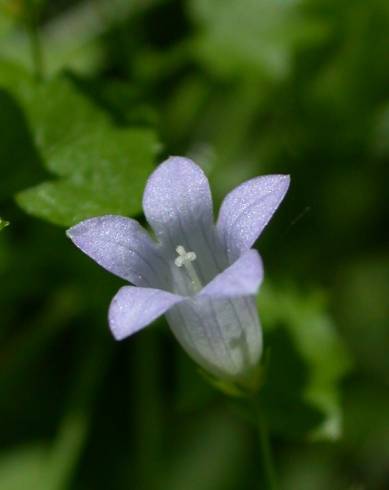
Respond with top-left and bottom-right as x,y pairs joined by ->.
24,0 -> 44,80
253,399 -> 278,490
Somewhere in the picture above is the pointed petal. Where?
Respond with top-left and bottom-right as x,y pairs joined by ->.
142,157 -> 214,243
217,175 -> 290,260
198,249 -> 263,298
109,286 -> 183,340
67,215 -> 167,287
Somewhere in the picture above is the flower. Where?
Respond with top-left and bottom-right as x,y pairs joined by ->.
67,157 -> 289,386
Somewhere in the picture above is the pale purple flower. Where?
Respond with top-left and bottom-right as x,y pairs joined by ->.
67,157 -> 289,383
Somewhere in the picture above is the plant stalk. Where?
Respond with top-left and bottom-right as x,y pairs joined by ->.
253,399 -> 278,490
24,0 -> 44,80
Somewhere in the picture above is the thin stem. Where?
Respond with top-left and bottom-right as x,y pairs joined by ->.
24,0 -> 44,80
253,399 -> 278,490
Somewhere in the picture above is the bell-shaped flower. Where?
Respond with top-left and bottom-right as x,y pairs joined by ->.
67,157 -> 289,386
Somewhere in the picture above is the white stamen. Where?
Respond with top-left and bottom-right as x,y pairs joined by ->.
175,245 -> 197,267
174,245 -> 201,292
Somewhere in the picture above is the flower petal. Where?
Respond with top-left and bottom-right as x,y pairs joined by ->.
109,286 -> 183,340
166,296 -> 262,380
67,215 -> 167,287
217,175 -> 290,260
198,249 -> 263,298
142,157 -> 214,243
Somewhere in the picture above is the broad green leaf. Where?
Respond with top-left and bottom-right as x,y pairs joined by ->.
0,55 -> 45,201
0,59 -> 33,98
189,0 -> 327,80
0,218 -> 9,231
16,124 -> 158,226
20,77 -> 159,226
0,61 -> 159,226
0,88 -> 46,199
259,283 -> 351,440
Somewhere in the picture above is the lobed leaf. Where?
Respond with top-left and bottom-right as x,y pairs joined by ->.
0,61 -> 159,226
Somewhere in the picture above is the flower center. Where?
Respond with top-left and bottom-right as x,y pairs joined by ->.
174,245 -> 202,293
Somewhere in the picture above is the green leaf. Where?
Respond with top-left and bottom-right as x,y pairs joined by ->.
189,0 -> 327,80
0,88 -> 46,200
0,218 -> 9,231
16,124 -> 158,226
0,57 -> 47,201
19,78 -> 159,226
0,61 -> 159,226
258,283 -> 351,440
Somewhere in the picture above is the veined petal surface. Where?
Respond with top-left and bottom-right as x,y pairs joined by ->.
143,157 -> 214,244
217,174 -> 290,260
199,249 -> 263,298
109,286 -> 183,340
166,296 -> 262,380
67,215 -> 167,287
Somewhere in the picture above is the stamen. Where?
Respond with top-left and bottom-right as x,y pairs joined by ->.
174,245 -> 202,292
175,245 -> 197,267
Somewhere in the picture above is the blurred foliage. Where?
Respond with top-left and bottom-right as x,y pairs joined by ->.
189,0 -> 328,81
0,0 -> 388,489
259,284 -> 351,441
0,217 -> 9,230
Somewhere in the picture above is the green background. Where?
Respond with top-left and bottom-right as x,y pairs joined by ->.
0,0 -> 388,488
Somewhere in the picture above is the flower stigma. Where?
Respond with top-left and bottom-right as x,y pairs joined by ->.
174,245 -> 202,292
